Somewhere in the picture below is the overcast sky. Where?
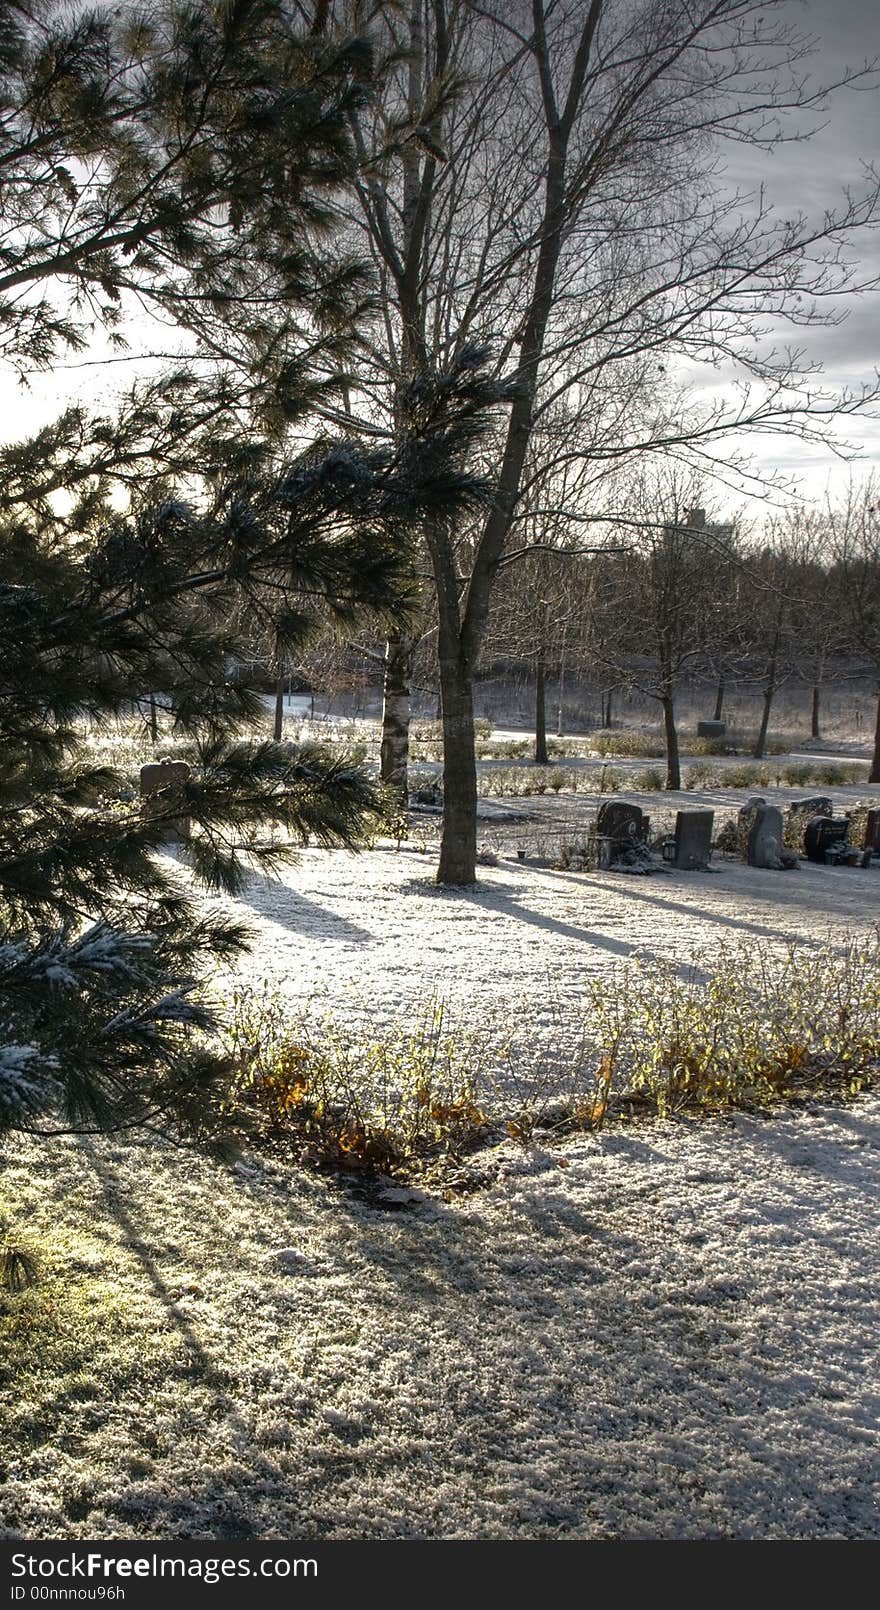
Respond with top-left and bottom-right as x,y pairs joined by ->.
4,0 -> 879,525
700,0 -> 880,517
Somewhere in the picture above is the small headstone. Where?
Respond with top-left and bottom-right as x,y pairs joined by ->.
595,800 -> 652,871
140,757 -> 191,843
697,720 -> 726,739
864,809 -> 880,853
788,796 -> 834,820
746,804 -> 796,870
670,809 -> 714,870
804,816 -> 851,864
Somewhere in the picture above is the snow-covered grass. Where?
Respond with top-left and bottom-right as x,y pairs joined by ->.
4,795 -> 880,1540
2,1098 -> 878,1539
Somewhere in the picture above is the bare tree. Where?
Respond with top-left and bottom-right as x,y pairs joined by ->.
826,482 -> 880,781
587,485 -> 735,788
334,0 -> 880,879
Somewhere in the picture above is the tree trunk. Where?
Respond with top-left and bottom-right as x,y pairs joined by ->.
273,672 -> 284,742
534,653 -> 548,765
713,676 -> 725,722
437,628 -> 477,885
149,692 -> 158,746
556,672 -> 565,736
754,680 -> 775,759
811,683 -> 821,740
605,688 -> 614,729
754,617 -> 781,759
871,687 -> 880,784
380,636 -> 413,803
662,691 -> 681,790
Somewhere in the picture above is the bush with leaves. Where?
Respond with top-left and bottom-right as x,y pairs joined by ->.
224,987 -> 493,1175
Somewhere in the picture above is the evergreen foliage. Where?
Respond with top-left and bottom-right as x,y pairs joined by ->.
0,0 -> 504,1245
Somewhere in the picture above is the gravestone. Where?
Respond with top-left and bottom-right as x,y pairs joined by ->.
696,720 -> 726,740
788,796 -> 833,821
595,799 -> 650,871
804,816 -> 851,865
668,809 -> 714,870
864,809 -> 880,853
596,800 -> 646,847
746,803 -> 797,870
140,758 -> 191,843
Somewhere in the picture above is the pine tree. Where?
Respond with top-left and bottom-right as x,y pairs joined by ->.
0,1 -> 503,1283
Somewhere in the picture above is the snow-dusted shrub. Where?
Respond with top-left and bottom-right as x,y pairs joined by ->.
632,766 -> 664,791
589,729 -> 664,758
225,987 -> 493,1176
585,937 -> 880,1119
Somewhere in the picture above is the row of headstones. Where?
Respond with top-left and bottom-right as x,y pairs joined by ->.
595,800 -> 715,871
740,796 -> 880,871
595,796 -> 880,873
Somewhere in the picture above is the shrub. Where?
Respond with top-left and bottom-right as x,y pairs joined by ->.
589,728 -> 665,758
632,766 -> 664,791
816,762 -> 868,786
723,762 -> 772,789
225,988 -> 494,1175
223,938 -> 880,1183
683,733 -> 730,756
585,936 -> 880,1119
683,761 -> 716,789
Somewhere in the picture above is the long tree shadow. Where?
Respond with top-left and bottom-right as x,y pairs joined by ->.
531,862 -> 875,953
455,882 -> 710,981
80,1139 -> 219,1381
231,874 -> 374,944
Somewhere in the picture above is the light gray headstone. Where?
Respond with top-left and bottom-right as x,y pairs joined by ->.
747,804 -> 785,869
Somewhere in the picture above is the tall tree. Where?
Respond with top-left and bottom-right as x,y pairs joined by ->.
0,0 -> 502,1281
826,481 -> 880,782
336,0 -> 880,881
587,489 -> 735,788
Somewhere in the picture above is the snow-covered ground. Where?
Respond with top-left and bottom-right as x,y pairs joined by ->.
2,1096 -> 878,1538
205,821 -> 880,1078
3,802 -> 880,1540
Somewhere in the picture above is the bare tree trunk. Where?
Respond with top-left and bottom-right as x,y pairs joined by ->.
871,687 -> 880,784
754,612 -> 782,759
534,653 -> 548,765
437,623 -> 477,885
149,692 -> 158,746
661,690 -> 681,790
604,688 -> 614,729
380,636 -> 413,802
811,683 -> 821,740
754,682 -> 775,759
273,672 -> 284,742
713,676 -> 725,722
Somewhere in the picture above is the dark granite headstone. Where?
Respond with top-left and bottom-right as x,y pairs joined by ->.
788,796 -> 834,820
696,720 -> 726,739
804,816 -> 851,864
596,800 -> 646,847
671,809 -> 714,870
140,758 -> 191,843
